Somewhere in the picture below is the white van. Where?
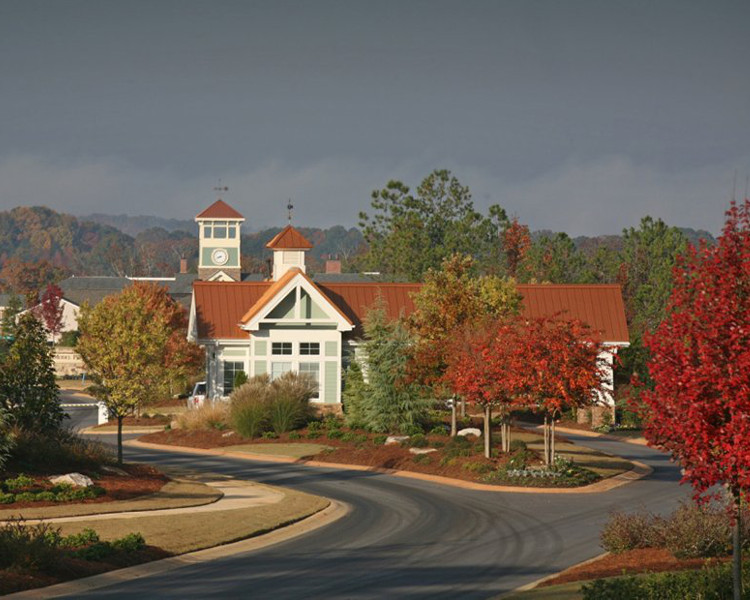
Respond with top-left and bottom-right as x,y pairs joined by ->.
188,381 -> 207,409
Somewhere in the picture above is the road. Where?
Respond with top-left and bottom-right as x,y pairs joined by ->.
60,388 -> 98,431
63,406 -> 689,599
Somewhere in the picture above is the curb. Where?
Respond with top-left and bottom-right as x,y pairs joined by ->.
6,500 -> 349,599
518,421 -> 648,446
81,426 -> 166,434
127,439 -> 654,495
495,552 -> 610,598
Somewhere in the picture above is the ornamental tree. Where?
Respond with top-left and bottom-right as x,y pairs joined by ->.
407,255 -> 520,435
445,318 -> 526,458
640,200 -> 750,600
518,316 -> 605,465
35,284 -> 65,343
77,282 -> 203,464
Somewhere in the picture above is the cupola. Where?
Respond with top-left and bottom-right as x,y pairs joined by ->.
266,225 -> 313,281
195,199 -> 245,281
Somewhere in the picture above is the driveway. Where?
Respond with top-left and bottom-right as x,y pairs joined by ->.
61,429 -> 689,599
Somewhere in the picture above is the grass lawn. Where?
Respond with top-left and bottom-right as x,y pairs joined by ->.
503,581 -> 583,599
54,485 -> 329,554
502,431 -> 633,478
0,479 -> 222,520
222,442 -> 332,459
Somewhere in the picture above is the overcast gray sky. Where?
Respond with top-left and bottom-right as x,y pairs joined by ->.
0,0 -> 747,235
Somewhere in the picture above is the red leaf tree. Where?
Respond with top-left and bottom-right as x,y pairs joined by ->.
35,284 -> 65,343
640,200 -> 750,599
518,316 -> 606,465
445,318 -> 527,458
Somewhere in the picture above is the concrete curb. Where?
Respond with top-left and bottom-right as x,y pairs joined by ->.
81,426 -> 166,434
495,552 -> 610,598
518,421 -> 648,446
6,500 -> 348,599
127,439 -> 653,495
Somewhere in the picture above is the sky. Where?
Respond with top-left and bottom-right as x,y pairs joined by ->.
0,0 -> 747,236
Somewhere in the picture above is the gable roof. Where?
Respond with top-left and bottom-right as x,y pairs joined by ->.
59,275 -> 197,310
265,225 -> 313,250
195,199 -> 244,220
192,281 -> 629,343
517,284 -> 629,343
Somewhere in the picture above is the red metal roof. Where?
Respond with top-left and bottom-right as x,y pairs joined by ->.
195,200 -> 244,220
193,281 -> 629,343
265,225 -> 313,249
518,284 -> 629,343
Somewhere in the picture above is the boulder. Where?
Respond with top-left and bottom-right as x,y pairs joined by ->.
409,448 -> 437,455
457,427 -> 482,438
222,431 -> 236,438
49,473 -> 94,488
385,435 -> 410,445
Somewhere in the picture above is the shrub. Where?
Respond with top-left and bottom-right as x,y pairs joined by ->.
177,403 -> 229,431
111,532 -> 145,553
0,492 -> 14,503
429,425 -> 449,436
288,431 -> 301,440
326,429 -> 344,440
261,431 -> 278,439
306,431 -> 322,440
60,528 -> 100,548
8,429 -> 114,472
4,473 -> 35,491
230,376 -> 272,438
662,502 -> 731,559
0,519 -> 60,571
409,433 -> 429,448
0,409 -> 14,475
509,439 -> 528,452
412,454 -> 432,465
307,421 -> 323,433
601,510 -> 664,554
373,434 -> 387,445
581,560 -> 749,600
463,461 -> 492,474
343,361 -> 368,429
600,501 -> 747,558
400,423 -> 424,436
506,447 -> 535,470
269,372 -> 316,433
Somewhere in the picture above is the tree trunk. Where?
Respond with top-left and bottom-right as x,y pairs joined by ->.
505,420 -> 512,453
117,415 -> 124,465
450,402 -> 457,437
551,417 -> 556,464
484,404 -> 492,459
460,398 -> 466,418
543,414 -> 550,465
733,489 -> 743,600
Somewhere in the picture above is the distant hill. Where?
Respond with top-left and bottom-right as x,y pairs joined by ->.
82,213 -> 196,237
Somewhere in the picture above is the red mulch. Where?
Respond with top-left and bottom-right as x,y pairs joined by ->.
539,548 -> 729,587
142,426 -> 530,484
0,547 -> 171,596
2,464 -> 168,510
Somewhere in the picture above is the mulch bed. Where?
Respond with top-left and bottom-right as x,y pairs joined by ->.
0,546 -> 172,596
539,548 -> 729,587
142,426 -> 540,484
1,464 -> 168,510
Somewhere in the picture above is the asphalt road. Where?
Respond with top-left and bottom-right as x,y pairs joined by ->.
60,389 -> 98,431
63,408 -> 689,599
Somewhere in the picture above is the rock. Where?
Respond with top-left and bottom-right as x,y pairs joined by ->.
99,465 -> 129,476
170,419 -> 180,429
222,431 -> 236,438
457,427 -> 482,438
385,435 -> 410,445
49,473 -> 94,488
409,448 -> 437,455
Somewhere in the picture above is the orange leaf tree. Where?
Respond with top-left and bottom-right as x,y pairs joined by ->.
445,318 -> 527,458
640,200 -> 750,600
518,316 -> 605,465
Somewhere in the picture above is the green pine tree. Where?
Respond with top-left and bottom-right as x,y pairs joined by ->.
342,360 -> 367,429
360,299 -> 427,433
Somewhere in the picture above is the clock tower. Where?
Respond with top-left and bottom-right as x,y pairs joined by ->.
195,199 -> 245,281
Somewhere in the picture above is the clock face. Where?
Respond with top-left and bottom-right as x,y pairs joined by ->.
211,248 -> 229,266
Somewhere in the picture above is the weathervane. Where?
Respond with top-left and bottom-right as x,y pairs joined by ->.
287,199 -> 294,224
213,181 -> 229,201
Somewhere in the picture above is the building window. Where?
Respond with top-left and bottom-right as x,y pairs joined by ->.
223,361 -> 244,395
271,362 -> 292,380
299,362 -> 320,398
203,225 -> 212,238
228,225 -> 237,239
272,342 -> 292,355
300,342 -> 320,356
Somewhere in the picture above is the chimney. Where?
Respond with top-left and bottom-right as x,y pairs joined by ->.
180,258 -> 188,274
325,258 -> 342,274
